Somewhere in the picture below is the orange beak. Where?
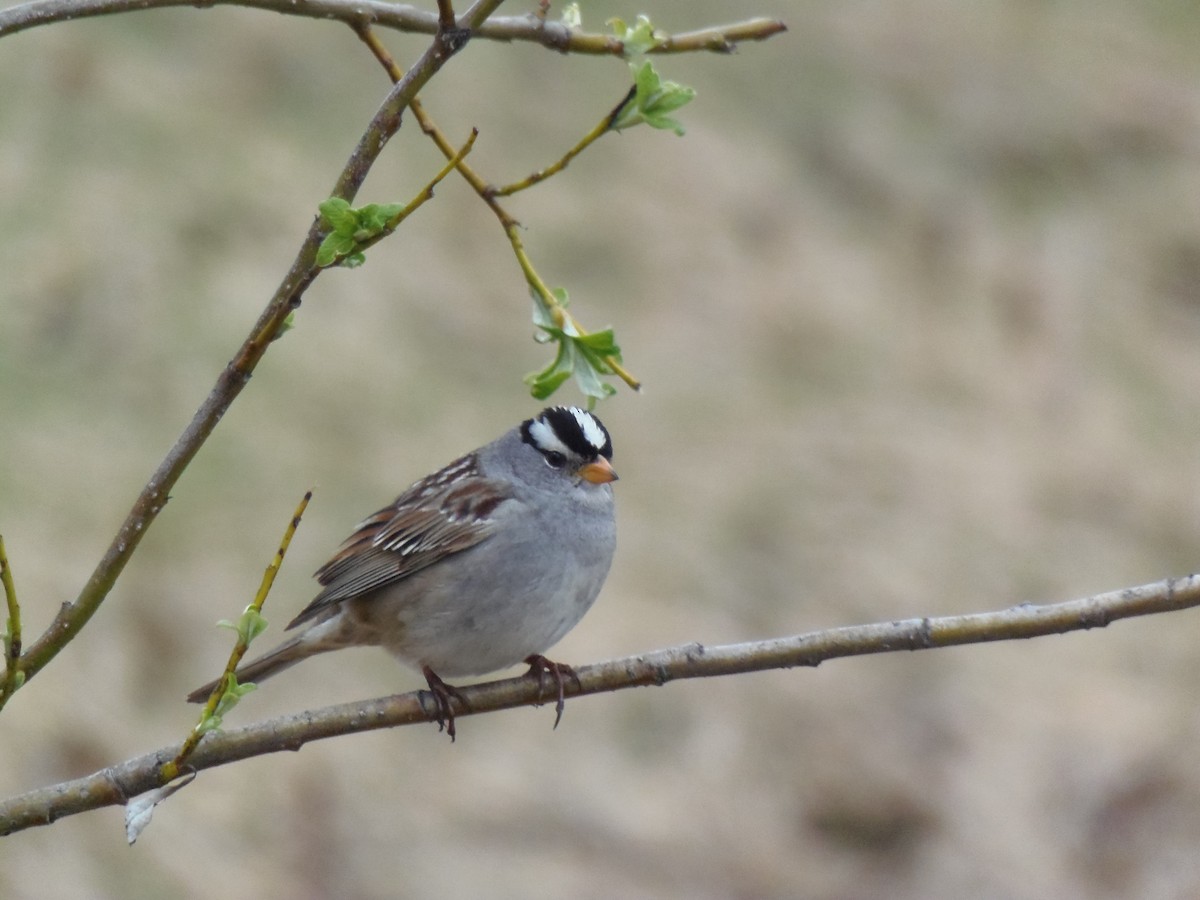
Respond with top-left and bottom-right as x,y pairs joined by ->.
578,457 -> 618,484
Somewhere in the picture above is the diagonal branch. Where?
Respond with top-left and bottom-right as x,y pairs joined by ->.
10,0 -> 504,693
3,572 -> 1198,835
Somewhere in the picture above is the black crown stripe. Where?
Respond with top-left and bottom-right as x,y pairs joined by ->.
521,406 -> 613,460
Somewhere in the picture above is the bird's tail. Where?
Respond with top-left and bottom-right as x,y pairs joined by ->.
186,632 -> 321,703
185,610 -> 366,703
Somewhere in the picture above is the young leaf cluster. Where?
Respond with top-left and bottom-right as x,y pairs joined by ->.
316,198 -> 404,267
196,675 -> 257,736
525,288 -> 623,404
607,13 -> 695,135
611,59 -> 696,136
190,605 -> 270,733
217,605 -> 269,645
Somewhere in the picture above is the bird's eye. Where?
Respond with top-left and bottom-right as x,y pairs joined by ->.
543,451 -> 568,469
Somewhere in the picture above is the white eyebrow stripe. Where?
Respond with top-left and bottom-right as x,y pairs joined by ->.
528,417 -> 572,456
570,408 -> 607,451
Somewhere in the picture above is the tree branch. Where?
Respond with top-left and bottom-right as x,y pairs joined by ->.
346,26 -> 643,394
3,572 -> 1197,835
0,0 -> 786,55
1,0 -> 783,692
0,536 -> 21,708
9,0 -> 503,693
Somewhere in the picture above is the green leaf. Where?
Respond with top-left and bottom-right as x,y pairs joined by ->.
315,198 -> 403,267
645,85 -> 695,115
570,346 -> 611,399
526,295 -> 623,403
561,2 -> 582,30
358,203 -> 404,232
634,56 -> 658,93
609,14 -> 661,57
198,674 -> 259,729
611,61 -> 696,136
217,678 -> 256,712
316,232 -> 355,267
242,608 -> 268,643
318,197 -> 356,232
217,606 -> 269,644
194,712 -> 223,736
525,367 -> 573,400
576,328 -> 620,357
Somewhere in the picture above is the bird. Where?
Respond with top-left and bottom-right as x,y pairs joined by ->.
187,405 -> 617,740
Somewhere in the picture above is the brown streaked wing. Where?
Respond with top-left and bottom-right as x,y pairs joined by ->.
285,456 -> 514,630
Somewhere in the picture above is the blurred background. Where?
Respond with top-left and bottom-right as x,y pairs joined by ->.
4,1 -> 1200,897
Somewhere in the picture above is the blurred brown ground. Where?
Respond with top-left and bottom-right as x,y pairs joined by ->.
3,1 -> 1200,897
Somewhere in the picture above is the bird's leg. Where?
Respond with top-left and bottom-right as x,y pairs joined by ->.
523,655 -> 579,729
422,666 -> 470,742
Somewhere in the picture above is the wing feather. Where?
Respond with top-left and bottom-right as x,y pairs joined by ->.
286,454 -> 513,629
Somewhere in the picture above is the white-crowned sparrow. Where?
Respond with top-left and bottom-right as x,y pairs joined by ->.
187,406 -> 617,739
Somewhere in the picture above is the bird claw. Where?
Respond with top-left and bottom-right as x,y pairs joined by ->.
422,666 -> 469,742
523,655 -> 579,729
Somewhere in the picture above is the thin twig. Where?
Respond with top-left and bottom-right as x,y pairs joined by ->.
490,86 -> 634,197
0,536 -> 21,709
164,491 -> 312,781
415,102 -> 642,390
352,26 -> 640,391
434,0 -> 455,33
3,572 -> 1198,835
0,0 -> 787,55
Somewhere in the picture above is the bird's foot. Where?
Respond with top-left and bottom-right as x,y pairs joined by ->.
422,666 -> 470,742
523,655 -> 579,729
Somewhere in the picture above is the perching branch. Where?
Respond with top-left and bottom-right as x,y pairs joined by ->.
3,572 -> 1198,835
0,0 -> 786,55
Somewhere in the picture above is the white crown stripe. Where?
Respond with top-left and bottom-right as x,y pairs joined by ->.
570,408 -> 608,451
527,418 -> 572,457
